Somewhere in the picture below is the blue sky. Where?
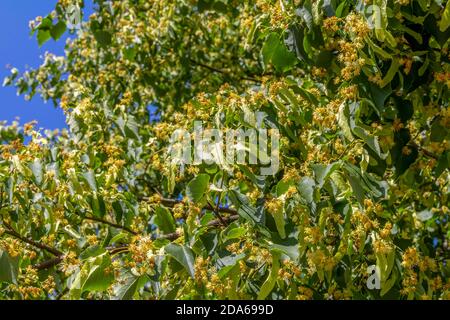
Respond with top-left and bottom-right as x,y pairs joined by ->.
0,1 -> 92,130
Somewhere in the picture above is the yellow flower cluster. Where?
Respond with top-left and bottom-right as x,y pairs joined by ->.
323,16 -> 342,33
265,198 -> 284,215
337,40 -> 366,81
434,71 -> 450,88
297,286 -> 314,300
306,248 -> 336,274
304,226 -> 323,245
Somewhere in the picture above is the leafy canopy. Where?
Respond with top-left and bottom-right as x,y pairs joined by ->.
1,0 -> 450,300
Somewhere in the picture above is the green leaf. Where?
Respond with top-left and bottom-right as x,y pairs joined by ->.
37,16 -> 53,31
82,254 -> 114,292
297,176 -> 315,205
79,245 -> 105,260
337,103 -> 354,141
113,272 -> 145,300
0,250 -> 18,284
123,47 -> 136,61
285,25 -> 308,62
272,209 -> 286,239
225,227 -> 246,240
312,162 -> 340,188
335,0 -> 348,18
366,37 -> 392,60
90,193 -> 106,218
381,270 -> 397,297
94,30 -> 112,47
262,33 -> 297,72
439,1 -> 450,32
29,159 -> 43,185
216,253 -> 246,279
228,189 -> 266,227
37,29 -> 51,47
276,179 -> 293,197
380,59 -> 400,88
165,244 -> 195,278
125,117 -> 140,140
155,205 -> 176,234
186,173 -> 210,203
369,83 -> 392,115
348,102 -> 385,159
343,162 -> 387,204
109,232 -> 128,245
257,251 -> 281,300
50,21 -> 67,40
83,170 -> 97,192
269,236 -> 300,261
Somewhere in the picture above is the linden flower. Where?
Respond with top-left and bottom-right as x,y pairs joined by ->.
397,0 -> 410,5
265,198 -> 284,215
173,203 -> 185,219
344,13 -> 370,39
402,146 -> 412,155
304,226 -> 322,245
323,16 -> 342,33
392,118 -> 404,131
402,247 -> 420,269
23,120 -> 38,134
311,67 -> 328,78
297,286 -> 314,300
373,239 -> 393,255
340,85 -> 358,100
86,235 -> 98,245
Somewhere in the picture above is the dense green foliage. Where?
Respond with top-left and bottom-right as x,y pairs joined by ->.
0,0 -> 449,300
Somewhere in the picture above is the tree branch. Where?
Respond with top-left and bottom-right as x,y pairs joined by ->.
83,216 -> 138,235
105,214 -> 239,256
158,197 -> 238,215
2,222 -> 63,257
34,256 -> 63,270
207,200 -> 227,226
189,58 -> 261,83
13,199 -> 239,270
157,214 -> 239,241
408,141 -> 439,160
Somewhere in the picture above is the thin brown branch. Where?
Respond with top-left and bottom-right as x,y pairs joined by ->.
9,200 -> 239,270
207,200 -> 227,226
56,288 -> 69,300
408,141 -> 439,160
158,197 -> 238,215
35,244 -> 131,270
2,222 -> 63,257
189,58 -> 260,83
84,216 -> 138,235
157,214 -> 239,240
105,214 -> 240,255
33,256 -> 63,270
107,245 -> 129,255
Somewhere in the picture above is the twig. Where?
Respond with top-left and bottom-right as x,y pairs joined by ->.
157,197 -> 238,215
408,141 -> 439,160
56,288 -> 69,300
2,221 -> 63,257
189,58 -> 261,83
34,256 -> 63,270
34,212 -> 240,270
207,200 -> 227,227
83,216 -> 138,235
